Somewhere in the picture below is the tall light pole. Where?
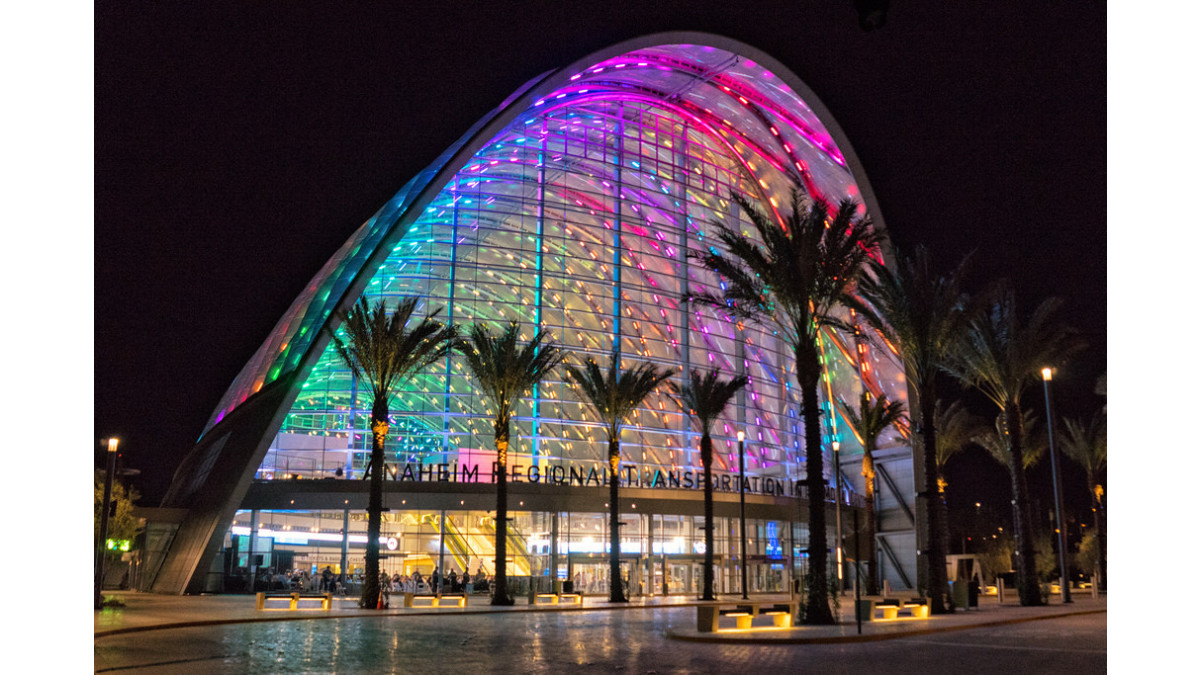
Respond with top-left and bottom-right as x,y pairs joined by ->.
738,430 -> 748,599
95,437 -> 119,610
833,440 -> 843,594
1041,368 -> 1071,604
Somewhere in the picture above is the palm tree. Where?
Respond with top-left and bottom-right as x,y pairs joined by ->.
932,400 -> 980,492
972,408 -> 1047,471
931,399 -> 982,597
566,350 -> 676,602
851,245 -> 971,614
454,321 -> 564,605
1061,410 -> 1106,590
837,392 -> 906,596
331,297 -> 457,609
678,368 -> 749,601
941,288 -> 1083,606
690,188 -> 883,624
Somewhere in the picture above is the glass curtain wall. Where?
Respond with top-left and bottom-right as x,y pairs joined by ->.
260,97 -> 805,488
223,508 -> 804,596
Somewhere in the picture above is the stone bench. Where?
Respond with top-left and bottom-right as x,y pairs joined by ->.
534,593 -> 584,605
404,593 -> 468,608
255,592 -> 333,611
698,601 -> 797,632
874,598 -> 929,620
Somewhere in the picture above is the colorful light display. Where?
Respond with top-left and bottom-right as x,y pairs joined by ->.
203,36 -> 908,494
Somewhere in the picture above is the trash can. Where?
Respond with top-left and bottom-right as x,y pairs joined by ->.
950,580 -> 968,609
855,599 -> 875,622
563,580 -> 574,594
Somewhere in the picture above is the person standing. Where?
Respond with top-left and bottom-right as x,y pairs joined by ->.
432,567 -> 441,594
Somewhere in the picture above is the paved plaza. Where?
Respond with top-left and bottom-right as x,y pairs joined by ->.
95,591 -> 1106,673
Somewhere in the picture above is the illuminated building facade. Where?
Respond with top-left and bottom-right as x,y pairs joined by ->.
144,33 -> 917,597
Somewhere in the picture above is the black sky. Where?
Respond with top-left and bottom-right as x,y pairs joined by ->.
94,2 -> 1106,513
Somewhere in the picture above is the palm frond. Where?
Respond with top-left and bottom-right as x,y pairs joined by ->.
837,392 -> 906,450
330,296 -> 457,407
932,399 -> 982,471
453,321 -> 565,427
688,188 -> 883,350
1061,410 -> 1106,476
852,245 -> 973,392
565,350 -> 676,441
678,367 -> 749,435
972,408 -> 1047,470
942,286 -> 1085,409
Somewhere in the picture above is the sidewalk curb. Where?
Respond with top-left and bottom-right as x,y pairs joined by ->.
95,599 -> 701,640
664,608 -> 1108,645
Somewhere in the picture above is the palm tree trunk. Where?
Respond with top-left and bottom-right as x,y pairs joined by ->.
1091,481 -> 1106,591
701,433 -> 715,601
920,393 -> 949,613
862,454 -> 879,596
492,420 -> 512,605
361,400 -> 387,609
1005,402 -> 1042,606
797,343 -> 834,625
936,483 -> 953,603
608,441 -> 626,602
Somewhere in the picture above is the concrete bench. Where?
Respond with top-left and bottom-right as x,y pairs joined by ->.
724,610 -> 753,629
404,593 -> 468,608
437,594 -> 468,607
760,607 -> 794,628
534,592 -> 584,605
255,592 -> 333,611
698,601 -> 797,632
875,599 -> 929,620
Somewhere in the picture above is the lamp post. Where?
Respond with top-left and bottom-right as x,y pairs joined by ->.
833,440 -> 843,595
738,430 -> 748,599
95,437 -> 119,610
1041,367 -> 1071,604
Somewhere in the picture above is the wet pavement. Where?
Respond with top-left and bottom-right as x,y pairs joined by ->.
94,591 -> 1107,673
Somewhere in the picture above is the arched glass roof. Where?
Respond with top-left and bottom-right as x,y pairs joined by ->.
200,34 -> 907,481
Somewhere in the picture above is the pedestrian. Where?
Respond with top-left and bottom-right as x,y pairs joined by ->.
379,571 -> 390,608
432,567 -> 441,594
448,569 -> 459,592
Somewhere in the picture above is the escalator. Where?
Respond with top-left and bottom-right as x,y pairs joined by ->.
442,516 -> 483,573
414,513 -> 534,576
482,517 -> 534,576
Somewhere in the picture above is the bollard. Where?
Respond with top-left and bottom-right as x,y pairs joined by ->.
997,578 -> 1005,604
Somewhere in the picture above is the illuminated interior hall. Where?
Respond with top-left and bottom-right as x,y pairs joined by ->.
141,33 -> 918,597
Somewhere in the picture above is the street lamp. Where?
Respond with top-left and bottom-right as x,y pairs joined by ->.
833,440 -> 843,594
1041,367 -> 1072,604
95,437 -> 119,610
738,430 -> 748,599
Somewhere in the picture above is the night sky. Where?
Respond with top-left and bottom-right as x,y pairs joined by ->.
94,2 -> 1106,528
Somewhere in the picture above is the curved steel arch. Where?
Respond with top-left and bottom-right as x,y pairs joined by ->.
150,32 -> 912,595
